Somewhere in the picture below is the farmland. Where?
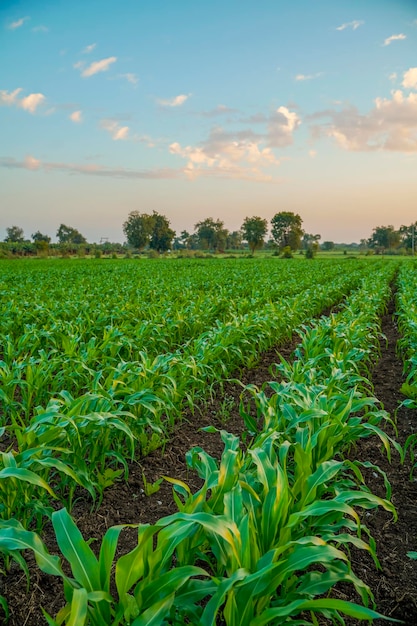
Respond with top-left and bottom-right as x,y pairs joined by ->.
0,257 -> 417,625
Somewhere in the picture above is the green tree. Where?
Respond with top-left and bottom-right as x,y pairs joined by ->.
32,230 -> 51,243
194,218 -> 228,252
4,225 -> 25,243
368,225 -> 400,253
123,212 -> 154,250
56,224 -> 87,244
149,212 -> 175,253
302,233 -> 321,251
241,216 -> 268,254
322,241 -> 335,251
227,230 -> 243,250
399,222 -> 417,251
270,212 -> 303,251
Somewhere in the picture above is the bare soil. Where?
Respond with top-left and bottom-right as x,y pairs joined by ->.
2,299 -> 417,625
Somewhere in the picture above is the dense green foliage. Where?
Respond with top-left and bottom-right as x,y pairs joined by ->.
0,256 -> 409,624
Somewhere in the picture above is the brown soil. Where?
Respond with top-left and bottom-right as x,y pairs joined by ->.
1,300 -> 417,625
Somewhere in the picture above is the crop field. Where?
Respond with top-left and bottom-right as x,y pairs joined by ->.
0,257 -> 417,625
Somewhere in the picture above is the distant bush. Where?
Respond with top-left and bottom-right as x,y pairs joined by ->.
281,246 -> 293,259
147,249 -> 160,259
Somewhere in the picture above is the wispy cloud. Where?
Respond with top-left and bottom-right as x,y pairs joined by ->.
0,88 -> 22,105
383,33 -> 406,46
0,88 -> 45,113
132,134 -> 159,147
7,16 -> 29,30
167,106 -> 301,182
83,43 -> 96,54
24,155 -> 41,170
100,119 -> 129,140
169,103 -> 300,181
295,72 -> 323,82
169,136 -> 277,181
199,104 -> 237,118
336,20 -> 364,31
402,67 -> 417,89
0,156 -> 180,179
32,25 -> 48,33
121,73 -> 139,85
267,106 -> 301,147
310,88 -> 417,152
78,56 -> 117,78
69,110 -> 82,123
157,94 -> 191,107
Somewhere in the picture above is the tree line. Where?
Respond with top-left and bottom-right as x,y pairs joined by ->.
2,214 -> 417,257
122,211 -> 311,254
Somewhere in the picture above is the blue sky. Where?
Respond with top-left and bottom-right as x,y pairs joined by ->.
1,0 -> 417,243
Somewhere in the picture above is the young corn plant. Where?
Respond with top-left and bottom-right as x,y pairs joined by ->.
0,508 -> 214,626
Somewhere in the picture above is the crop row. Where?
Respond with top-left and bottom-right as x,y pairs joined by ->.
0,262 -> 400,624
395,261 -> 417,490
0,260 -> 386,524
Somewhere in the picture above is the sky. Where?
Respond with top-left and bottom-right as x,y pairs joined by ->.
1,0 -> 417,244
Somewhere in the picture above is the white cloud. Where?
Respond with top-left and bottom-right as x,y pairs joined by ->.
69,110 -> 82,123
100,119 -> 129,140
403,67 -> 417,89
83,43 -> 96,54
81,56 -> 117,78
309,150 -> 317,158
383,33 -> 406,46
19,93 -> 45,113
311,89 -> 417,152
295,72 -> 323,82
267,106 -> 301,147
1,88 -> 45,113
0,155 -> 180,179
8,16 -> 29,30
169,121 -> 283,181
24,155 -> 41,170
389,72 -> 397,82
0,88 -> 22,105
336,20 -> 364,31
157,94 -> 191,107
32,25 -> 48,33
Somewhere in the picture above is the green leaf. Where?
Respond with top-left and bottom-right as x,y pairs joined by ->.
0,467 -> 56,498
0,595 -> 9,623
51,508 -> 100,591
252,598 -> 395,624
0,520 -> 64,578
98,524 -> 126,591
130,594 -> 174,626
66,588 -> 88,626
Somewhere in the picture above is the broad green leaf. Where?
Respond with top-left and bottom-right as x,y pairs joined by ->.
0,522 -> 64,578
0,467 -> 56,498
51,508 -> 100,591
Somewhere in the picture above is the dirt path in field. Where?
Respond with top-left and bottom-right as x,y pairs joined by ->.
2,298 -> 417,625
